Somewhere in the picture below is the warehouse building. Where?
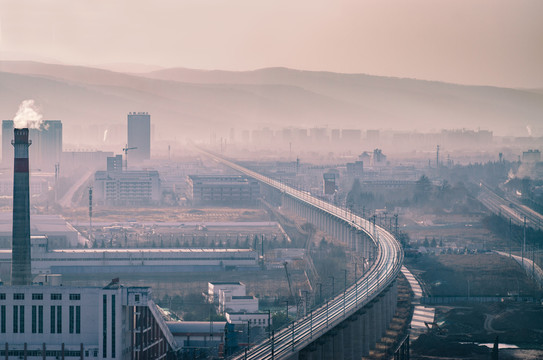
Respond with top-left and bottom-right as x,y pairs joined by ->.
0,238 -> 258,276
0,214 -> 82,249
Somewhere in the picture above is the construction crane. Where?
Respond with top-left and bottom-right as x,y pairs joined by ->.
122,144 -> 137,170
283,261 -> 295,299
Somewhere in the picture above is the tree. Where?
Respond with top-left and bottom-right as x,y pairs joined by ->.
346,179 -> 362,209
414,175 -> 432,204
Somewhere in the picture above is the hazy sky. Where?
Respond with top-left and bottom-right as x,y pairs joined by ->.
0,0 -> 542,88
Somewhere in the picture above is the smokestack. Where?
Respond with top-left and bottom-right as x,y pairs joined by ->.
11,128 -> 32,285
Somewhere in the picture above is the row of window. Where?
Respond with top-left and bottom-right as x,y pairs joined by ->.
30,257 -> 256,262
0,293 -> 81,301
0,304 -> 80,334
0,350 -> 84,357
246,318 -> 268,325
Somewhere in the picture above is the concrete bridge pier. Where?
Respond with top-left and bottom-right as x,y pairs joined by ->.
332,327 -> 344,359
368,300 -> 379,350
298,342 -> 320,360
350,311 -> 364,358
342,316 -> 354,360
322,333 -> 335,359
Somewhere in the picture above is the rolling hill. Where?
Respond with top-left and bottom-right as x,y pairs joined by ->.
0,61 -> 541,148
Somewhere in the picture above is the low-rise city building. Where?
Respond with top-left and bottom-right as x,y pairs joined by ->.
187,175 -> 260,206
94,170 -> 161,206
225,312 -> 271,329
207,282 -> 246,304
218,291 -> 258,314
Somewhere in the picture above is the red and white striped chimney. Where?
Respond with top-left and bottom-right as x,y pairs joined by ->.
11,128 -> 32,285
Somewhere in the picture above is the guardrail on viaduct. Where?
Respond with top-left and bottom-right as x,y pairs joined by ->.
198,149 -> 404,360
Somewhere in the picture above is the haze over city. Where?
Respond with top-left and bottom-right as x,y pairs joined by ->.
0,1 -> 542,360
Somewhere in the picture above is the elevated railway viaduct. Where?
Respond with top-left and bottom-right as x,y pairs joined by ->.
198,150 -> 406,360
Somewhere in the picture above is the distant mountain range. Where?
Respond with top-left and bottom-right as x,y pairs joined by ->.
0,61 -> 541,146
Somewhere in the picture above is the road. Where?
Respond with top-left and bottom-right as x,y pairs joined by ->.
478,183 -> 543,231
57,169 -> 94,208
197,149 -> 403,360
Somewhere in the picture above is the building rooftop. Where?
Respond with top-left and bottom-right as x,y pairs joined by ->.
166,321 -> 226,334
231,296 -> 255,300
226,312 -> 268,315
0,214 -> 78,234
48,248 -> 254,254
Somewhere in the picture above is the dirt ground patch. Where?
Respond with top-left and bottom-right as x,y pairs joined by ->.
61,268 -> 308,300
408,253 -> 543,359
401,210 -> 503,250
63,207 -> 269,223
406,253 -> 540,297
412,303 -> 543,359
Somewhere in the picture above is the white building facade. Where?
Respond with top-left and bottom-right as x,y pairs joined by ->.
225,312 -> 271,329
0,283 -> 177,359
207,282 -> 246,304
218,291 -> 258,314
94,170 -> 161,206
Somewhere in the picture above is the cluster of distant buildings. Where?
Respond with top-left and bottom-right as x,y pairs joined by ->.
1,112 -> 265,208
223,127 -> 495,151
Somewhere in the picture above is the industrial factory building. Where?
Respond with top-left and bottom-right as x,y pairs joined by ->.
0,237 -> 258,276
187,175 -> 260,206
0,214 -> 82,249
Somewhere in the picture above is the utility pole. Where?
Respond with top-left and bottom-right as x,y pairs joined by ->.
318,283 -> 323,304
88,187 -> 93,244
394,214 -> 399,237
509,218 -> 512,258
522,216 -> 526,265
354,262 -> 358,282
436,144 -> 440,169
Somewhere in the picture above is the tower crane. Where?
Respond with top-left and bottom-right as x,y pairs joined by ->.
283,261 -> 294,299
122,144 -> 137,170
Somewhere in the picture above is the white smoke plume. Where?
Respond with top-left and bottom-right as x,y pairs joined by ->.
13,99 -> 44,129
103,129 -> 109,142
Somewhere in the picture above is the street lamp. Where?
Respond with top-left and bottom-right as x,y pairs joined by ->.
317,282 -> 323,304
343,269 -> 347,317
240,319 -> 251,353
301,290 -> 309,316
266,309 -> 271,338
